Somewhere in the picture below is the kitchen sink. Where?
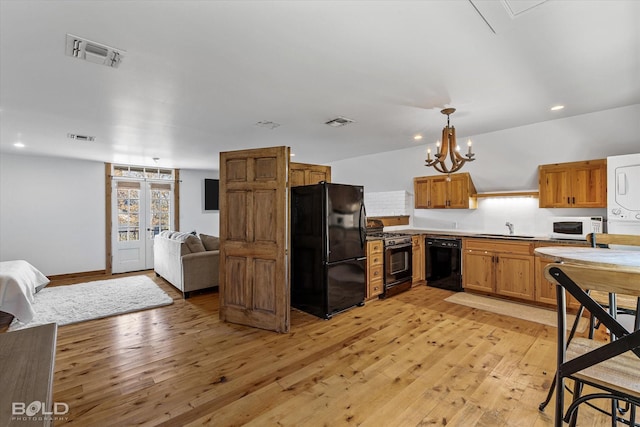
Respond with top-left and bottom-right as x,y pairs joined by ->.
477,233 -> 536,239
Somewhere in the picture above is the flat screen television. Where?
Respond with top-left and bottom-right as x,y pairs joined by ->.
204,178 -> 219,211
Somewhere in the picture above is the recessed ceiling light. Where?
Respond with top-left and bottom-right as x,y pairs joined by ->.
414,135 -> 423,141
290,153 -> 295,157
551,105 -> 565,111
14,142 -> 25,148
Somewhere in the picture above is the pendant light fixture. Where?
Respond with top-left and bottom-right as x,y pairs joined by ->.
425,108 -> 475,174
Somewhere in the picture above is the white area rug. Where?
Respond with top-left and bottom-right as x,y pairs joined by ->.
9,275 -> 173,331
445,292 -> 587,332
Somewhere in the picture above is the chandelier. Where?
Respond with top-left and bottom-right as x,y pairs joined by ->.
425,108 -> 475,174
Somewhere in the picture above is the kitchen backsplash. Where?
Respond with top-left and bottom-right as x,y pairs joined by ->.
367,190 -> 606,236
365,191 -> 412,217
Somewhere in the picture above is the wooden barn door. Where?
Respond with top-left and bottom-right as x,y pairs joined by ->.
219,146 -> 290,333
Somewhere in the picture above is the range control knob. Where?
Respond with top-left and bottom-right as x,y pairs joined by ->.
611,208 -> 622,216
636,213 -> 640,220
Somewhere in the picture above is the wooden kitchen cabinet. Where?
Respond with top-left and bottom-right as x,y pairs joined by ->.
366,240 -> 384,299
289,162 -> 331,187
538,159 -> 606,208
412,235 -> 425,285
414,172 -> 477,209
463,239 -> 535,300
534,242 -> 587,309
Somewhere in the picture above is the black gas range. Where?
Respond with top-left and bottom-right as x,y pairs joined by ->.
366,220 -> 413,298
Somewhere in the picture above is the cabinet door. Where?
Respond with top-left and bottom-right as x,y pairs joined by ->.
308,170 -> 329,185
289,168 -> 306,187
463,250 -> 494,292
535,255 -> 581,309
429,176 -> 449,209
448,174 -> 469,209
495,253 -> 534,299
412,235 -> 424,284
571,161 -> 606,208
289,162 -> 331,187
414,178 -> 430,208
539,165 -> 571,208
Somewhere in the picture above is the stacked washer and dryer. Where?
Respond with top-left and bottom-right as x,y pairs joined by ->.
607,153 -> 640,250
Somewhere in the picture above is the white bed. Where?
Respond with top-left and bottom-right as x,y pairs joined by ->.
0,260 -> 49,322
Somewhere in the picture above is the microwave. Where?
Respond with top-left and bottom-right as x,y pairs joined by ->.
550,216 -> 604,240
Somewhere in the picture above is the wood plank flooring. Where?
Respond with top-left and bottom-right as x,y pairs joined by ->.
2,272 -> 620,426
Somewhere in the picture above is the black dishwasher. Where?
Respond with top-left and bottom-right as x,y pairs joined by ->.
425,237 -> 463,291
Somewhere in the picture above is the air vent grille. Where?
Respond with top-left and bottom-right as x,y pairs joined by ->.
254,121 -> 281,130
65,34 -> 125,68
67,133 -> 96,142
325,117 -> 355,127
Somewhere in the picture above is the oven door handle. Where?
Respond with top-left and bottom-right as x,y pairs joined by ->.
386,242 -> 412,250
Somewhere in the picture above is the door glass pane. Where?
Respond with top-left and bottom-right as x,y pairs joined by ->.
149,187 -> 172,237
117,185 -> 141,241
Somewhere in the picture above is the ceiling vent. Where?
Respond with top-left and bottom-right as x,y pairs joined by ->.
325,117 -> 355,127
65,34 -> 125,68
254,121 -> 281,130
67,133 -> 96,142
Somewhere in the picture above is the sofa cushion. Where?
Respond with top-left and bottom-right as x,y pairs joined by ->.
200,234 -> 220,251
184,235 -> 206,253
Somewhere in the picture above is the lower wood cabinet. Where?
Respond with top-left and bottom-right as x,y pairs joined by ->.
412,235 -> 425,285
366,240 -> 383,299
463,239 -> 535,300
534,242 -> 586,309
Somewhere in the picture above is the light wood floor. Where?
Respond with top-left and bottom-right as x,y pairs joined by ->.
4,272 -> 620,426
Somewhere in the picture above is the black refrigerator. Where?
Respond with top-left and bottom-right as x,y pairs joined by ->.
291,182 -> 367,319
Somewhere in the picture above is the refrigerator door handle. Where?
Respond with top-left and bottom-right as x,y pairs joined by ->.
359,202 -> 367,248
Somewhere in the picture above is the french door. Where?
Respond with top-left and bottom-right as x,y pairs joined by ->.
111,179 -> 174,274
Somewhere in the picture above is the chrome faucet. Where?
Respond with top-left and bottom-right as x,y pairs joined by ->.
505,222 -> 514,235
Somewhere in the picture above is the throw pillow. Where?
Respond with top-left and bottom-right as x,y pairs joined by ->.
200,234 -> 220,251
184,235 -> 206,253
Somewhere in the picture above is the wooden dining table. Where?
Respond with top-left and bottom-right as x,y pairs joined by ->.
534,246 -> 640,425
534,246 -> 640,271
534,245 -> 640,328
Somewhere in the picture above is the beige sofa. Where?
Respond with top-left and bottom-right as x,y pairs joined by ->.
153,231 -> 219,298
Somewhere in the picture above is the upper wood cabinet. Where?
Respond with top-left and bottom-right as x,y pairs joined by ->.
289,162 -> 331,187
538,159 -> 606,208
414,172 -> 477,209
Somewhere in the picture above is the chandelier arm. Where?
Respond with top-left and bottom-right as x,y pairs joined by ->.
433,161 -> 449,174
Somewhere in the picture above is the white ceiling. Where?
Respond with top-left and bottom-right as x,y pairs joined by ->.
1,0 -> 639,170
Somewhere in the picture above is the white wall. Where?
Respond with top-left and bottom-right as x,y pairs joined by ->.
179,169 -> 220,237
330,104 -> 640,193
330,104 -> 639,234
0,153 -> 105,275
0,153 -> 220,276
